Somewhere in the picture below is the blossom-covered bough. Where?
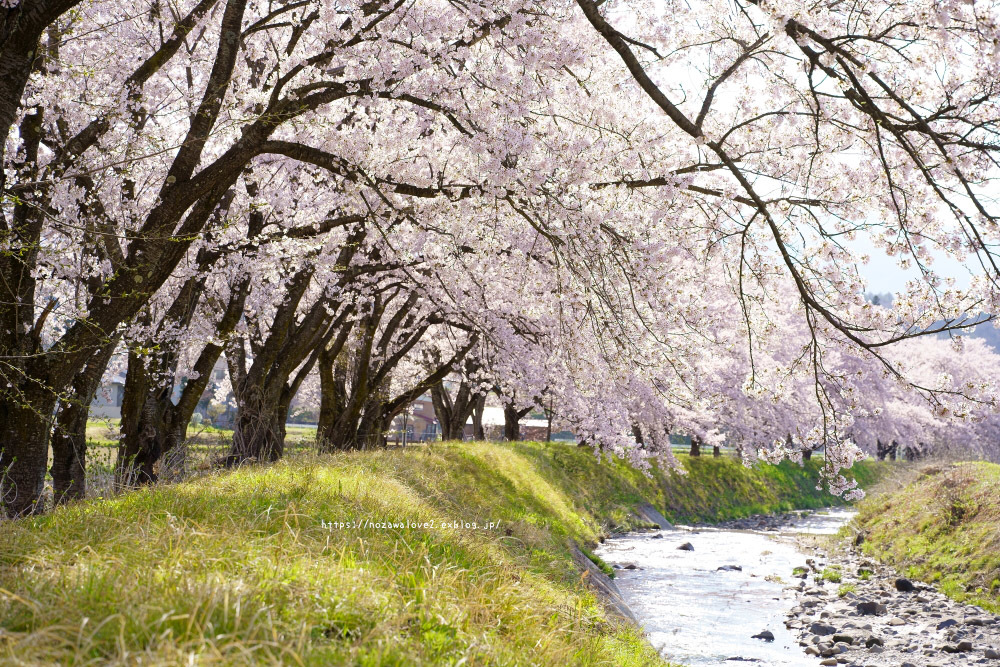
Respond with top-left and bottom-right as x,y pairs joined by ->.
573,0 -> 1000,495
0,0 -> 999,515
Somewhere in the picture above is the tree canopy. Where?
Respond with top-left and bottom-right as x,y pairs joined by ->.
2,0 -> 1000,514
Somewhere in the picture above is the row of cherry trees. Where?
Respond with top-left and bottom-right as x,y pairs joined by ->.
2,0 -> 1000,515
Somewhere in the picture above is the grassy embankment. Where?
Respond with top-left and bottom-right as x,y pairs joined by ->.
854,461 -> 1000,612
2,441 -> 886,665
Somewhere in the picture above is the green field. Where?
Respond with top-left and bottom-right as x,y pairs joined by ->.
3,441 -> 888,665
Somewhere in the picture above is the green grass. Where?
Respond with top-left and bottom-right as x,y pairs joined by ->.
581,547 -> 616,579
819,567 -> 842,583
837,583 -> 857,597
1,441 -> 887,665
854,461 -> 1000,613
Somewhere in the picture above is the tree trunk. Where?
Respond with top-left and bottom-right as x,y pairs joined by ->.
228,384 -> 285,464
317,354 -> 348,451
543,393 -> 555,442
51,341 -> 117,503
503,405 -> 521,441
0,389 -> 56,516
50,402 -> 89,504
712,444 -> 721,458
472,395 -> 486,440
876,439 -> 891,461
802,448 -> 812,461
430,381 -> 479,441
689,437 -> 701,457
116,351 -> 170,488
356,397 -> 389,450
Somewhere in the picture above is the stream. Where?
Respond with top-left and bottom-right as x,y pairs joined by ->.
595,508 -> 855,666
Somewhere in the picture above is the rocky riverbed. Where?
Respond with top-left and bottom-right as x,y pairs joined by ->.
785,542 -> 1000,666
698,511 -> 812,532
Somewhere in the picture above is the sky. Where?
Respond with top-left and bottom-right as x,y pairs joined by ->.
858,246 -> 976,294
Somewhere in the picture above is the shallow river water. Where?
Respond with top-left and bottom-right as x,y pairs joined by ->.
595,509 -> 855,666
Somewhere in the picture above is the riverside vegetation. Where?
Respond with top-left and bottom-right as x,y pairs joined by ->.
776,462 -> 1000,665
854,461 -> 1000,613
0,441 -> 886,665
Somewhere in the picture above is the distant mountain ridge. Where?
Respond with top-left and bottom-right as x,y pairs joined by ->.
865,292 -> 999,353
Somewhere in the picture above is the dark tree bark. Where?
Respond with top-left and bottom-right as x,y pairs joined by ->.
689,436 -> 701,457
0,388 -> 56,516
116,188 -> 256,488
316,293 -> 478,453
430,374 -> 483,442
542,393 -> 555,442
502,403 -> 532,441
472,394 -> 486,440
713,445 -> 721,458
227,270 -> 336,465
316,345 -> 348,450
51,340 -> 118,503
876,439 -> 898,461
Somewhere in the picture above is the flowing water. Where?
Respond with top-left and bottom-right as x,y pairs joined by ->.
595,509 -> 855,666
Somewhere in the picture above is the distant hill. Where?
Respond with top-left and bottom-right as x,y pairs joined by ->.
959,320 -> 1000,352
865,292 -> 999,352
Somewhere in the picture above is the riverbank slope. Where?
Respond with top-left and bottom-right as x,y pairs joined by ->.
854,460 -> 1000,613
0,441 -> 886,665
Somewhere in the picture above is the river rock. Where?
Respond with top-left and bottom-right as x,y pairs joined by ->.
936,619 -> 958,630
751,630 -> 774,642
831,634 -> 854,645
856,601 -> 887,615
895,578 -> 916,592
940,640 -> 973,653
677,542 -> 694,551
810,622 -> 837,636
985,647 -> 1000,659
819,659 -> 837,666
887,616 -> 906,626
718,565 -> 743,571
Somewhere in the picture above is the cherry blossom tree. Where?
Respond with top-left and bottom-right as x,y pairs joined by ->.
5,0 -> 1000,517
